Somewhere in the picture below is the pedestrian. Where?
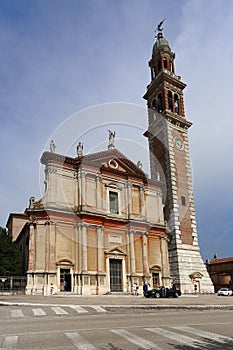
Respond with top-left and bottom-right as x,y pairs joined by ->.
133,282 -> 138,296
50,283 -> 54,295
143,282 -> 148,295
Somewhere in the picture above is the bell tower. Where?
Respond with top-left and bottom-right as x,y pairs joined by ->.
144,22 -> 214,293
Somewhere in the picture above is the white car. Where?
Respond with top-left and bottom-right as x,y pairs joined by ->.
217,288 -> 232,296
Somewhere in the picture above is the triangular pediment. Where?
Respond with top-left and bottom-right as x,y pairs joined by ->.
105,246 -> 126,256
81,149 -> 147,179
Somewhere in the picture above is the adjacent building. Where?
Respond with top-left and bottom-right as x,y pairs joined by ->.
206,256 -> 233,292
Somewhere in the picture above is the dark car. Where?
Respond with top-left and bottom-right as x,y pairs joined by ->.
144,286 -> 181,298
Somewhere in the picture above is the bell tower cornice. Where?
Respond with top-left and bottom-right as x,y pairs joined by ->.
144,69 -> 186,100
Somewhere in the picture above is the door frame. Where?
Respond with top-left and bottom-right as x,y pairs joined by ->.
105,248 -> 126,293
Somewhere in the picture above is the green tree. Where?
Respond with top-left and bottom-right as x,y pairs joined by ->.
0,227 -> 22,275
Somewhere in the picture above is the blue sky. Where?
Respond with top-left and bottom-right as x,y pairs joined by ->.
0,0 -> 232,260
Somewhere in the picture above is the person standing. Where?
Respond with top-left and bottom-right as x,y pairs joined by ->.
143,282 -> 148,295
133,282 -> 138,296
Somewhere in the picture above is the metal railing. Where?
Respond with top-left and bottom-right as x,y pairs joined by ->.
0,276 -> 26,293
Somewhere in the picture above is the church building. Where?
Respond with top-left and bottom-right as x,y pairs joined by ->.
8,136 -> 170,295
7,24 -> 214,295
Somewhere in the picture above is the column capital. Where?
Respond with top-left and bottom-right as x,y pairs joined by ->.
80,222 -> 88,229
81,172 -> 86,179
96,174 -> 102,182
127,181 -> 132,189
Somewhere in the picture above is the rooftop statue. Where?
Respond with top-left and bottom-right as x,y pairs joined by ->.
108,130 -> 116,150
156,18 -> 165,35
50,140 -> 56,153
77,142 -> 83,157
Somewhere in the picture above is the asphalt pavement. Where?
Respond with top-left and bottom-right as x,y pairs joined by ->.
1,293 -> 233,310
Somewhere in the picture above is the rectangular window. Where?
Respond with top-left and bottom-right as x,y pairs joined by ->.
109,191 -> 119,214
181,196 -> 186,206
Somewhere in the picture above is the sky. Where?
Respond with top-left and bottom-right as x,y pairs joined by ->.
0,0 -> 232,260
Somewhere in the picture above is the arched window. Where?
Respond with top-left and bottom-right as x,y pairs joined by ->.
163,58 -> 168,69
151,99 -> 157,120
168,90 -> 173,111
170,61 -> 174,72
151,67 -> 156,79
157,60 -> 162,72
157,93 -> 163,112
174,94 -> 179,114
152,99 -> 157,110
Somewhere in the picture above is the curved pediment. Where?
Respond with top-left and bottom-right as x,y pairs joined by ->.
56,258 -> 75,266
189,271 -> 204,279
150,264 -> 161,271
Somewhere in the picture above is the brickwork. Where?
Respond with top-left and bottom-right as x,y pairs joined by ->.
144,29 -> 214,293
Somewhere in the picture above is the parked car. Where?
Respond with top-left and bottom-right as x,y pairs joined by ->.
144,286 -> 181,298
217,288 -> 232,296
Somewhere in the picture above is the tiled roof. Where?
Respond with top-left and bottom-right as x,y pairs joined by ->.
209,257 -> 233,264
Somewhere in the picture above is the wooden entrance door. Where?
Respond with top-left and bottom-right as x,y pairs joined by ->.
110,259 -> 122,292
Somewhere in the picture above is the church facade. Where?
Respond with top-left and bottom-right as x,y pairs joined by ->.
7,25 -> 214,295
8,143 -> 170,295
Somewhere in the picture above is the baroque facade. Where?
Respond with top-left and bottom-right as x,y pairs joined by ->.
7,25 -> 214,295
8,144 -> 170,295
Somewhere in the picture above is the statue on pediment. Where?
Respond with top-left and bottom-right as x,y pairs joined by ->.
50,140 -> 56,153
108,130 -> 116,150
77,142 -> 83,157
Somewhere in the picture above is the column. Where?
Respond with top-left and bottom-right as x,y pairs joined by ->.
77,223 -> 82,294
140,185 -> 145,217
81,172 -> 86,208
74,224 -> 79,273
26,222 -> 36,295
45,221 -> 50,272
129,230 -> 136,274
96,175 -> 102,211
77,171 -> 82,208
49,222 -> 56,271
81,223 -> 88,272
28,222 -> 35,271
97,225 -> 104,272
127,182 -> 132,218
74,173 -> 78,208
142,233 -> 149,274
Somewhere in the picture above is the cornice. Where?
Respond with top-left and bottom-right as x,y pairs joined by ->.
40,151 -> 76,166
143,70 -> 186,100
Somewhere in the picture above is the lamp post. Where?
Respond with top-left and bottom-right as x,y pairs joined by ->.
1,278 -> 7,290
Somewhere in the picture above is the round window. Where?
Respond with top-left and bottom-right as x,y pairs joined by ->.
108,159 -> 118,169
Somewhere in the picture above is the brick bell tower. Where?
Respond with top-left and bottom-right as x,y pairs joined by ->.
144,21 -> 214,293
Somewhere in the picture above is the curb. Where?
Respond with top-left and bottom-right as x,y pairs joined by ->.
1,301 -> 233,311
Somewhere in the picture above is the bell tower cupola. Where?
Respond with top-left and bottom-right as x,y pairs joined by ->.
145,20 -> 187,129
144,21 -> 214,294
